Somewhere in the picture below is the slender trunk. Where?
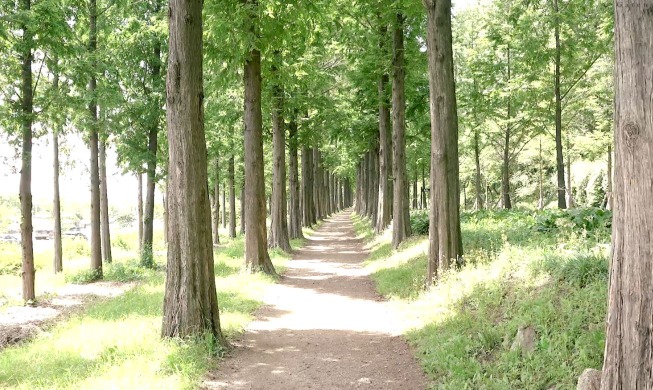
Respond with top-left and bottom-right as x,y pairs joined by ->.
565,136 -> 575,208
301,146 -> 313,226
20,0 -> 35,301
99,138 -> 112,264
313,148 -> 322,220
376,24 -> 392,233
228,155 -> 236,238
213,159 -> 220,245
243,0 -> 275,275
424,0 -> 463,283
392,13 -> 411,248
137,173 -> 143,253
606,144 -> 612,210
368,146 -> 380,223
142,40 -> 161,267
288,121 -> 304,239
600,2 -> 653,386
52,73 -> 63,274
222,188 -> 226,228
554,0 -> 566,209
268,62 -> 291,251
162,0 -> 225,343
88,0 -> 102,278
502,46 -> 512,209
240,181 -> 245,235
473,129 -> 483,210
538,138 -> 544,210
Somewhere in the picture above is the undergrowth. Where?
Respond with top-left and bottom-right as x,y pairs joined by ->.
357,208 -> 609,389
0,227 -> 304,389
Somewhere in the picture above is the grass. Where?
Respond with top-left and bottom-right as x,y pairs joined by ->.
0,226 -> 306,389
356,209 -> 609,389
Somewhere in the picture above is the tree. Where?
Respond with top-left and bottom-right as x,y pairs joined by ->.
242,0 -> 276,275
267,53 -> 291,251
423,0 -> 463,282
375,22 -> 392,234
18,0 -> 35,301
88,0 -> 102,278
391,12 -> 411,249
600,0 -> 653,386
161,0 -> 226,343
99,137 -> 112,263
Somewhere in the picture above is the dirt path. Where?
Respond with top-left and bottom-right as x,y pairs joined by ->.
203,211 -> 427,390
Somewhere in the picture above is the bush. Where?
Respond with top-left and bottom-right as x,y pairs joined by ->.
410,211 -> 430,235
538,252 -> 609,288
533,207 -> 611,239
65,268 -> 102,284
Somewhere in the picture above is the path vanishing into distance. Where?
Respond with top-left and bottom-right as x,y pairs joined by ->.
203,211 -> 427,390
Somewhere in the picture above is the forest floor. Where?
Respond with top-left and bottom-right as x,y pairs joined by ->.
203,211 -> 427,390
0,281 -> 133,350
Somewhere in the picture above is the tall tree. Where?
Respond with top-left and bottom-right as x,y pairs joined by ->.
391,12 -> 411,249
375,23 -> 392,234
228,155 -> 237,238
213,159 -> 221,245
88,0 -> 103,278
423,0 -> 463,282
268,54 -> 291,251
288,118 -> 304,239
18,0 -> 35,301
243,0 -> 276,275
161,0 -> 226,343
600,0 -> 653,386
99,138 -> 112,263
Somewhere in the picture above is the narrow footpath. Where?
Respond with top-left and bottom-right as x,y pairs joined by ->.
203,211 -> 427,390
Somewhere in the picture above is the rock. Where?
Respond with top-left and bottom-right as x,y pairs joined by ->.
510,325 -> 537,355
577,369 -> 601,390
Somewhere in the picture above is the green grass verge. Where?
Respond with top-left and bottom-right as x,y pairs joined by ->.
0,231 -> 299,389
357,210 -> 608,389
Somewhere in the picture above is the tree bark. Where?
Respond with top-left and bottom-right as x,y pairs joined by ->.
213,159 -> 220,245
288,120 -> 304,239
142,40 -> 161,267
240,181 -> 245,235
137,173 -> 143,253
424,0 -> 463,283
20,0 -> 35,301
99,138 -> 112,264
222,188 -> 226,228
600,1 -> 653,386
606,144 -> 612,210
473,128 -> 483,210
313,148 -> 323,220
162,0 -> 226,344
538,137 -> 544,210
554,0 -> 567,209
243,0 -> 275,275
376,22 -> 392,233
565,135 -> 575,208
88,0 -> 102,278
268,63 -> 291,251
228,155 -> 236,238
301,146 -> 314,226
501,46 -> 513,209
392,13 -> 411,249
53,73 -> 63,274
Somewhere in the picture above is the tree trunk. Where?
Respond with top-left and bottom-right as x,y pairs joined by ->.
554,0 -> 566,209
99,139 -> 112,264
20,0 -> 35,301
222,188 -> 226,228
288,121 -> 304,239
301,146 -> 314,226
268,63 -> 291,252
88,0 -> 102,278
421,164 -> 426,209
162,0 -> 226,344
228,155 -> 236,238
392,13 -> 411,249
538,137 -> 544,210
243,0 -> 276,275
473,129 -> 483,210
376,23 -> 392,233
240,181 -> 245,235
142,41 -> 161,267
424,0 -> 463,283
606,144 -> 612,210
600,2 -> 653,386
52,73 -> 63,274
313,148 -> 323,220
137,173 -> 143,253
565,136 -> 575,208
213,159 -> 220,245
502,46 -> 513,210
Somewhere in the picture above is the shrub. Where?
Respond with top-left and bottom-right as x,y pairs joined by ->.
410,211 -> 430,235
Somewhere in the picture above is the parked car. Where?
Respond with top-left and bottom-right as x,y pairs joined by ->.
64,230 -> 88,240
0,234 -> 20,243
34,230 -> 53,240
